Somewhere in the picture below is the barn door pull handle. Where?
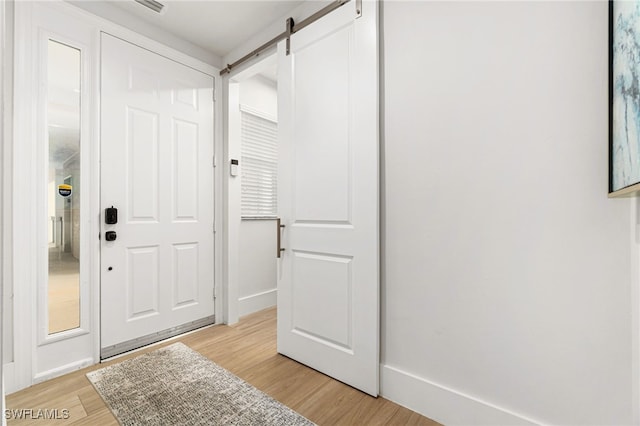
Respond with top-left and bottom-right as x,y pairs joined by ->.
277,218 -> 285,258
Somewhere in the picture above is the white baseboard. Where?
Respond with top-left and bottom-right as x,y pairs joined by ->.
380,364 -> 542,426
238,288 -> 277,318
3,362 -> 17,395
33,358 -> 93,385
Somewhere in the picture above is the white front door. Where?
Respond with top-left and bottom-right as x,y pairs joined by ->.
277,1 -> 379,395
100,34 -> 215,358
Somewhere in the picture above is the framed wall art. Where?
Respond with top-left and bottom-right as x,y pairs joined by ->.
610,1 -> 640,196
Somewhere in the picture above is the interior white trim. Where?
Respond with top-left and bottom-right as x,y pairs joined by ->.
11,0 -> 99,390
11,0 -> 36,392
0,0 -> 5,418
380,364 -> 542,426
223,47 -> 280,326
32,357 -> 93,385
239,104 -> 277,123
38,328 -> 90,346
224,80 -> 241,325
213,52 -> 225,328
238,289 -> 277,318
35,28 -> 93,349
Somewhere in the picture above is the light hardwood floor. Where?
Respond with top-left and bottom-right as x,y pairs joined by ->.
6,308 -> 440,425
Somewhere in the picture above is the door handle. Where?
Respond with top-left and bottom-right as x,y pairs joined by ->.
277,218 -> 285,258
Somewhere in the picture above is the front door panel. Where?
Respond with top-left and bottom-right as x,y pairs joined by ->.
100,34 -> 215,358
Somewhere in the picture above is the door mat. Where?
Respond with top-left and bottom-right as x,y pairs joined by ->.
87,342 -> 315,425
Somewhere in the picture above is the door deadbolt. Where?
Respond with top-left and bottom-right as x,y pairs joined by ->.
105,206 -> 118,224
105,231 -> 117,241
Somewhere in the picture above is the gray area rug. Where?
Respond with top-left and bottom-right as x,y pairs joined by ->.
86,342 -> 315,426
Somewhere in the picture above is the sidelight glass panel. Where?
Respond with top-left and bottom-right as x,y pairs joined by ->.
47,40 -> 81,334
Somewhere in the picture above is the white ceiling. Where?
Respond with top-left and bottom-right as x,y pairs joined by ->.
108,0 -> 306,58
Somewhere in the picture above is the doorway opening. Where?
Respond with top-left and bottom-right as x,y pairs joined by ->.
228,53 -> 280,322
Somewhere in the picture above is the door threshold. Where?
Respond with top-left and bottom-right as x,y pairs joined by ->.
100,315 -> 216,360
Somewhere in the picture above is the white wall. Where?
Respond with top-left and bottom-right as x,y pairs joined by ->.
238,220 -> 277,316
238,75 -> 278,317
381,1 -> 634,424
240,75 -> 277,118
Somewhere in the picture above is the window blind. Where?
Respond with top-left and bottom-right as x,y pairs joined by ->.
240,109 -> 278,217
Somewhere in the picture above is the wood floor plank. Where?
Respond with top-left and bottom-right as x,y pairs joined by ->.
68,409 -> 118,426
76,385 -> 108,415
6,308 -> 439,425
5,394 -> 86,425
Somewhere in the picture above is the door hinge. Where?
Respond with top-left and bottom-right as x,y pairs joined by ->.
213,221 -> 216,233
356,0 -> 362,18
213,155 -> 217,168
213,87 -> 217,102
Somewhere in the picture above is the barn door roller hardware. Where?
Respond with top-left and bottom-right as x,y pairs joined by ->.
220,0 -> 354,76
285,17 -> 294,56
134,0 -> 165,14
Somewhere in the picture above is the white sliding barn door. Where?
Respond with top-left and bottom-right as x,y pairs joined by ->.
277,1 -> 379,395
100,34 -> 215,358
